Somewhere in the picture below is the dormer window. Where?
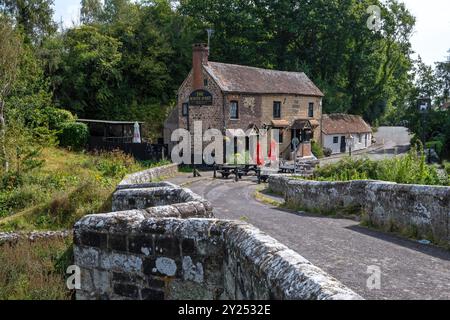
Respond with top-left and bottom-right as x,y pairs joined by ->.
230,101 -> 239,119
273,101 -> 281,119
182,103 -> 189,117
308,103 -> 314,117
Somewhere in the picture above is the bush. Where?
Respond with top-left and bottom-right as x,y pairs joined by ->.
323,148 -> 333,157
444,162 -> 450,176
311,141 -> 324,159
58,122 -> 89,150
43,107 -> 76,131
314,146 -> 444,186
426,140 -> 444,155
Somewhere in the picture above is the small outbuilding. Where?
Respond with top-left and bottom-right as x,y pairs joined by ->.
322,114 -> 372,155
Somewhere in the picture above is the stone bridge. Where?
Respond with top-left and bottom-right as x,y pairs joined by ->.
73,165 -> 361,300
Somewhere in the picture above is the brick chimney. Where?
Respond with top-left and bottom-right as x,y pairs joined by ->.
192,43 -> 209,90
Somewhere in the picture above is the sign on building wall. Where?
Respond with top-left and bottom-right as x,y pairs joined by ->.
189,90 -> 213,106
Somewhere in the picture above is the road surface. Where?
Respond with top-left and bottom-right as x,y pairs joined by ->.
170,174 -> 450,300
321,126 -> 413,164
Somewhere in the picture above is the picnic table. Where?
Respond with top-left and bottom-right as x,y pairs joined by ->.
214,165 -> 245,181
213,164 -> 260,181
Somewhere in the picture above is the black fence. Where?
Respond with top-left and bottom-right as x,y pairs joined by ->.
87,137 -> 168,162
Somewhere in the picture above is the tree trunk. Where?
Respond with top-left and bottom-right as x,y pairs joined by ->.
0,99 -> 8,172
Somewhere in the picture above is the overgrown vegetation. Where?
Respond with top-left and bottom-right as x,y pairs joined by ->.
0,237 -> 73,300
313,146 -> 448,186
0,147 -> 165,232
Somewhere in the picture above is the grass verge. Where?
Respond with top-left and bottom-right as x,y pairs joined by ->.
0,237 -> 73,300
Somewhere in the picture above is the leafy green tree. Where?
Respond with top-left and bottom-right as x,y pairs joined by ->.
179,0 -> 415,124
56,25 -> 122,119
436,49 -> 450,105
81,0 -> 103,25
0,0 -> 56,44
0,16 -> 22,172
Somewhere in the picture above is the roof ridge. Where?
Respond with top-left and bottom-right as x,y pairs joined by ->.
208,61 -> 306,75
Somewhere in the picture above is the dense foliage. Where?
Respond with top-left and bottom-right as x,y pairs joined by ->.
1,0 -> 449,150
314,147 -> 448,186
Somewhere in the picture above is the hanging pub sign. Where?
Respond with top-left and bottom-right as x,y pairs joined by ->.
417,97 -> 431,113
189,90 -> 213,106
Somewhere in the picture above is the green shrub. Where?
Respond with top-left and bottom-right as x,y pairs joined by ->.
314,146 -> 444,186
311,141 -> 324,159
426,140 -> 444,155
323,148 -> 333,157
444,162 -> 450,176
227,151 -> 251,165
43,107 -> 76,131
58,122 -> 89,150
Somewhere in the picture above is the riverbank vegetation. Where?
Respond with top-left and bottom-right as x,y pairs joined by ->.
313,147 -> 448,186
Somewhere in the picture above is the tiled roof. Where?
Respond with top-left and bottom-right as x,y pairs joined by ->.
204,62 -> 324,97
322,114 -> 372,135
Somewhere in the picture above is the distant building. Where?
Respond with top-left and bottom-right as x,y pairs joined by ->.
164,43 -> 324,161
322,114 -> 372,155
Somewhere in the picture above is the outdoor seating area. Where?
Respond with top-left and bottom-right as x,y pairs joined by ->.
213,164 -> 285,183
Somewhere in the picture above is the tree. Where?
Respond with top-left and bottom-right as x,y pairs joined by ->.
414,57 -> 439,100
0,16 -> 22,172
56,25 -> 122,119
81,0 -> 103,25
436,49 -> 450,105
0,0 -> 56,44
179,0 -> 415,124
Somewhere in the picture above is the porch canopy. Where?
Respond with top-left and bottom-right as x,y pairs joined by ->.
291,119 -> 319,130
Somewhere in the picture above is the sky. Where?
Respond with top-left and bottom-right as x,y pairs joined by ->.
53,0 -> 450,66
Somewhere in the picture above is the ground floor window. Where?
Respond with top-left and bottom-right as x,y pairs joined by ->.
333,136 -> 339,144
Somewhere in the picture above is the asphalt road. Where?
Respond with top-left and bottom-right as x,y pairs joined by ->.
321,126 -> 413,164
374,126 -> 412,149
172,175 -> 450,300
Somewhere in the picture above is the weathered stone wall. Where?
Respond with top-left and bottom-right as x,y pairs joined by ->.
112,184 -> 212,213
118,164 -> 179,188
113,169 -> 213,218
365,182 -> 450,244
74,214 -> 362,300
269,175 -> 450,245
0,231 -> 71,246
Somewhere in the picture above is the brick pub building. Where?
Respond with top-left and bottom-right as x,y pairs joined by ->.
164,43 -> 324,161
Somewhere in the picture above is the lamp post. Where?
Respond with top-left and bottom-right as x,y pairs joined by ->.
346,134 -> 354,157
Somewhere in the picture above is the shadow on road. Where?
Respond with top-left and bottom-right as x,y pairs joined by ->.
267,204 -> 450,262
346,224 -> 450,261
